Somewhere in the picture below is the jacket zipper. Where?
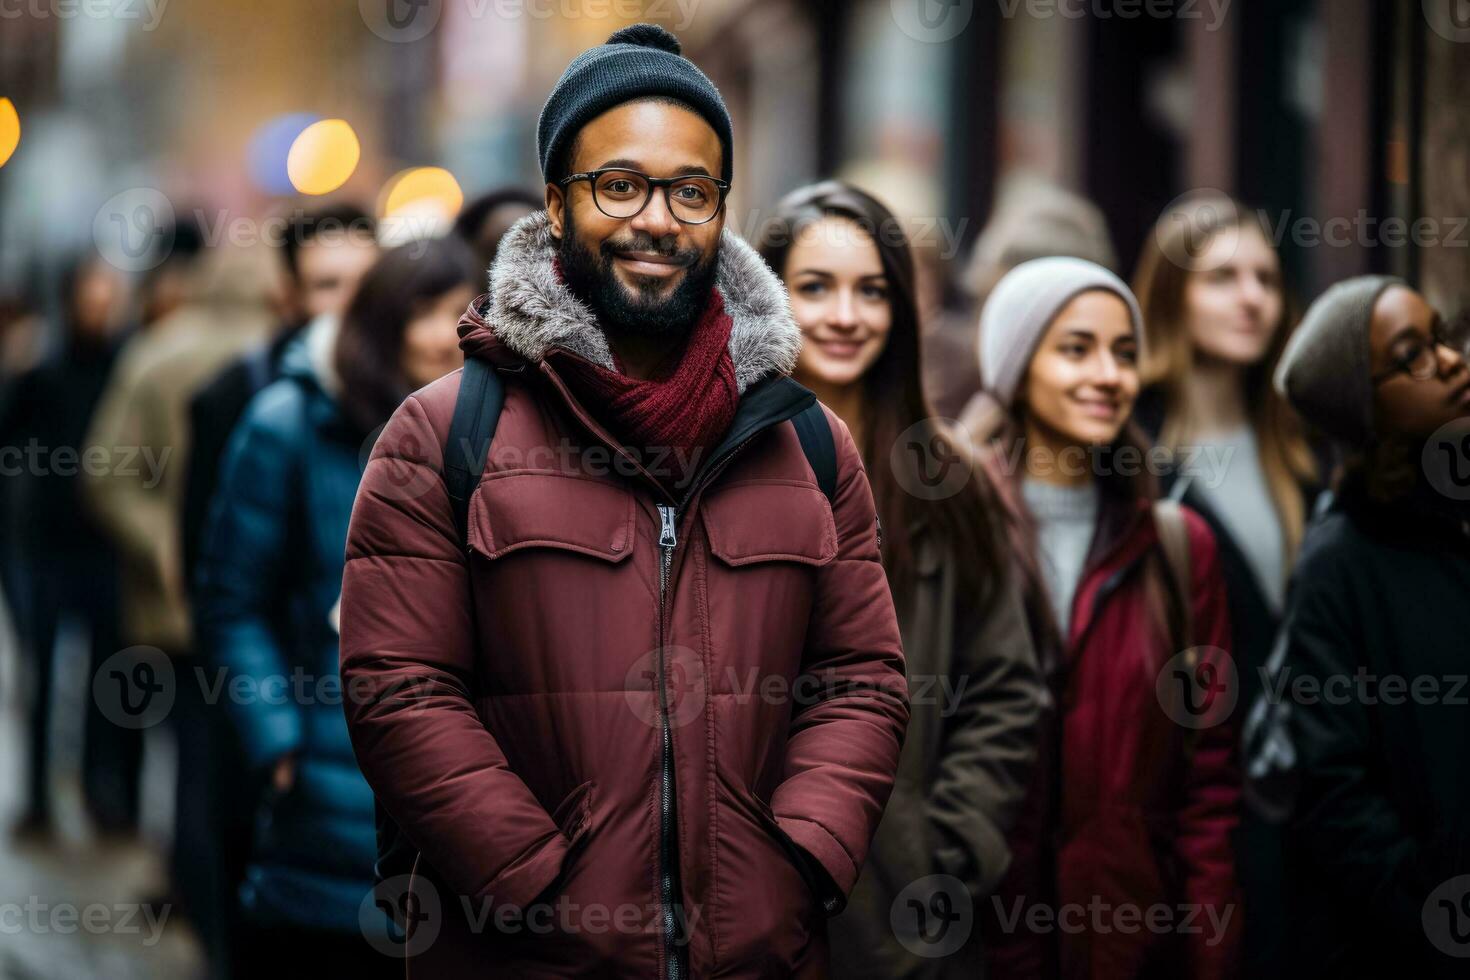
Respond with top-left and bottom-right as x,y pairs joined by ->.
534,363 -> 811,975
657,502 -> 683,980
650,441 -> 756,978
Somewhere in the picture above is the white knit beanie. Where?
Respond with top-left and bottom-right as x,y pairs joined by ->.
978,256 -> 1145,410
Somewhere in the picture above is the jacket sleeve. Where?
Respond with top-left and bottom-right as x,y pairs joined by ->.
929,567 -> 1043,899
194,385 -> 306,769
1175,512 -> 1242,980
771,410 -> 910,911
1280,532 -> 1423,948
339,389 -> 570,910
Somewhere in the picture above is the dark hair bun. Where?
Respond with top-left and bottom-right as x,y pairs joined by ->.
606,23 -> 681,55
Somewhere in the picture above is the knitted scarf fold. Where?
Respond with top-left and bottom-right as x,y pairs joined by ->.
549,287 -> 738,491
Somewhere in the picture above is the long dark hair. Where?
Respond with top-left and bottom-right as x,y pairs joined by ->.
757,181 -> 1003,601
335,236 -> 480,435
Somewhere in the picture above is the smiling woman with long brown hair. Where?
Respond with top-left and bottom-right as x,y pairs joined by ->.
758,180 -> 1043,979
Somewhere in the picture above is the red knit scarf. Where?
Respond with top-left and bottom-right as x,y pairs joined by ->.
549,286 -> 738,492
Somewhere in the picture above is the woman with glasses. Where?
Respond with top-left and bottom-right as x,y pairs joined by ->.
1131,195 -> 1322,977
757,181 -> 1044,980
1271,277 -> 1470,980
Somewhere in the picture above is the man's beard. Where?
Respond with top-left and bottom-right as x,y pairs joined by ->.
558,210 -> 719,340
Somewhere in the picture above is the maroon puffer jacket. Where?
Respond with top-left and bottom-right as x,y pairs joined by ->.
339,213 -> 909,978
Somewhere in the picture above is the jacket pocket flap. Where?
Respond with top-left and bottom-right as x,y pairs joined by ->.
468,474 -> 634,562
703,481 -> 837,567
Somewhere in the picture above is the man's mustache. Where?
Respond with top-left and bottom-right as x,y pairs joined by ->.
600,234 -> 701,267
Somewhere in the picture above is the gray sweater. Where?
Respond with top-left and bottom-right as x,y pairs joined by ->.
1022,478 -> 1101,639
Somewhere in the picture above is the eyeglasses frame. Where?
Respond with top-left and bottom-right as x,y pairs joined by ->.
557,167 -> 730,226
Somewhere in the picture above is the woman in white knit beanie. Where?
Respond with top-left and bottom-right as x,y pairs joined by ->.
970,257 -> 1242,980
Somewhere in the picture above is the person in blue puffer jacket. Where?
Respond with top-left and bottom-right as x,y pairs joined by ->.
195,235 -> 478,975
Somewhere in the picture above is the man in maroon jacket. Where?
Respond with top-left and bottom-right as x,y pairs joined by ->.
339,24 -> 909,978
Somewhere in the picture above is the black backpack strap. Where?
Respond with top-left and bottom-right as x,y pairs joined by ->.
791,401 -> 837,506
444,357 -> 504,547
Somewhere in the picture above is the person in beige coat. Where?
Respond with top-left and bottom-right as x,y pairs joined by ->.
83,242 -> 276,653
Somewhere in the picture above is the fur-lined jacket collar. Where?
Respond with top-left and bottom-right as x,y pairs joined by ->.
459,210 -> 801,394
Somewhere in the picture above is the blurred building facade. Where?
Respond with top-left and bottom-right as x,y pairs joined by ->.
1,0 -> 1467,331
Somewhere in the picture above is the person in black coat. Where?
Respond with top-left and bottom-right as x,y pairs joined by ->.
1,254 -> 131,838
1132,195 -> 1324,978
1271,275 -> 1470,978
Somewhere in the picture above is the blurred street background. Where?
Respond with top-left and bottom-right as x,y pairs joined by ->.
1,1 -> 1468,977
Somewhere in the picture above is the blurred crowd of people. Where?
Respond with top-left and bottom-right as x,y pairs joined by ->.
2,145 -> 1468,980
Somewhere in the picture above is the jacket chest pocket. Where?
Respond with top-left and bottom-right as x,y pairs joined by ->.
701,480 -> 838,568
699,481 -> 838,683
465,472 -> 640,694
467,472 -> 636,562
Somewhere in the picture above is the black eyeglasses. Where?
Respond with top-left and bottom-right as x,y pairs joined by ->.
558,168 -> 729,225
1371,320 -> 1468,385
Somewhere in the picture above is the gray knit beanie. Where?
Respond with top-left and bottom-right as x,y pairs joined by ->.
1273,275 -> 1403,448
978,256 -> 1145,409
537,24 -> 733,184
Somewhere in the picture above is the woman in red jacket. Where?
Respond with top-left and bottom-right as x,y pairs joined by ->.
968,257 -> 1241,979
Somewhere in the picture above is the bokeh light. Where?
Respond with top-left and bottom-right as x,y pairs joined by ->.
286,118 -> 360,195
381,166 -> 464,219
0,99 -> 19,169
248,113 -> 320,195
377,166 -> 464,245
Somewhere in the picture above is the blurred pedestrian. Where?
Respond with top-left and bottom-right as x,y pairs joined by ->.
196,235 -> 478,977
757,180 -> 1042,979
931,176 -> 1117,421
81,240 -> 275,955
178,201 -> 377,976
182,203 -> 378,591
135,216 -> 208,331
1,253 -> 127,840
339,24 -> 908,978
453,187 -> 541,272
967,258 -> 1241,979
1132,193 -> 1322,977
1270,277 -> 1470,979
